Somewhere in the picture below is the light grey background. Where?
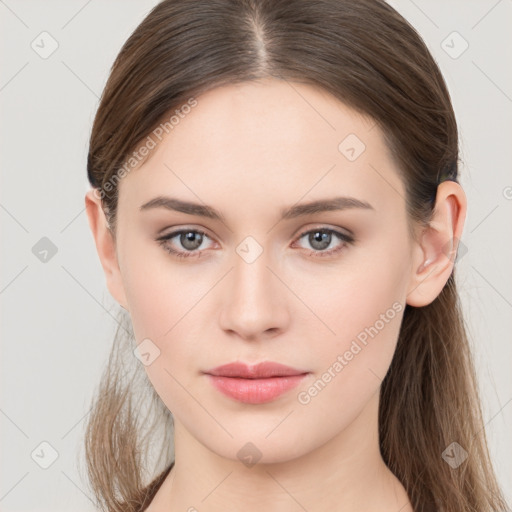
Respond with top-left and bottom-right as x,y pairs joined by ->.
1,1 -> 511,510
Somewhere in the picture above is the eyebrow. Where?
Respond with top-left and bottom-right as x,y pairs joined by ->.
139,195 -> 374,221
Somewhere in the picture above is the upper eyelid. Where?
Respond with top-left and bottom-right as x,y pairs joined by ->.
296,225 -> 353,239
158,222 -> 353,238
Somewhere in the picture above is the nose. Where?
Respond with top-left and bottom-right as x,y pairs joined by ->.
218,245 -> 290,342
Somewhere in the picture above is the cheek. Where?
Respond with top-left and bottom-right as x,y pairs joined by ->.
120,241 -> 199,342
123,269 -> 205,417
294,294 -> 403,428
120,252 -> 211,392
298,248 -> 408,399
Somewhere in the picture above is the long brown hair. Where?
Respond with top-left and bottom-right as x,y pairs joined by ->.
83,1 -> 510,511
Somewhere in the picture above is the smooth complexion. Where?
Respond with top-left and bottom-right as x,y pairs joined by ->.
86,78 -> 466,511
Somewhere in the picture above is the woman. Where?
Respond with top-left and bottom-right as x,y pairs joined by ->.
83,0 -> 510,511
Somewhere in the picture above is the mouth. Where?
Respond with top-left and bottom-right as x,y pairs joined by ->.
203,361 -> 310,404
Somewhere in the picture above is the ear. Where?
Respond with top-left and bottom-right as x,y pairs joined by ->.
406,180 -> 467,307
85,189 -> 129,311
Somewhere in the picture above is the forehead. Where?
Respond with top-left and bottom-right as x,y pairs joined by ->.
167,78 -> 376,163
118,78 -> 405,220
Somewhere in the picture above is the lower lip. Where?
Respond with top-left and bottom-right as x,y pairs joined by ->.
206,374 -> 308,404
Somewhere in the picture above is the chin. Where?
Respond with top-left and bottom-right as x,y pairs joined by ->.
191,426 -> 317,467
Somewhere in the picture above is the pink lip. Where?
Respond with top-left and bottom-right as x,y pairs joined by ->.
204,362 -> 309,404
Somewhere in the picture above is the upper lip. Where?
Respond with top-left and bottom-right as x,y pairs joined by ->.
205,361 -> 308,379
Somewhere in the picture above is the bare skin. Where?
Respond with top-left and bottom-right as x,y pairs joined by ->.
86,78 -> 466,511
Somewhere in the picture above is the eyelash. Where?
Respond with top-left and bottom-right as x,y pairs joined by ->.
156,227 -> 355,260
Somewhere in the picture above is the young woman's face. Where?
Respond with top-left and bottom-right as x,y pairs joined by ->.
115,78 -> 417,463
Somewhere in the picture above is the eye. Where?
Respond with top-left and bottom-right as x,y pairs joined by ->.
292,227 -> 354,258
156,226 -> 355,260
156,229 -> 214,259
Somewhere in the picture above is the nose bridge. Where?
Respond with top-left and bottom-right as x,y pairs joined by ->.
219,238 -> 288,339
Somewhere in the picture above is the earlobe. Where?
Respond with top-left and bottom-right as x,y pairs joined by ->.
406,181 -> 467,307
84,189 -> 129,310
